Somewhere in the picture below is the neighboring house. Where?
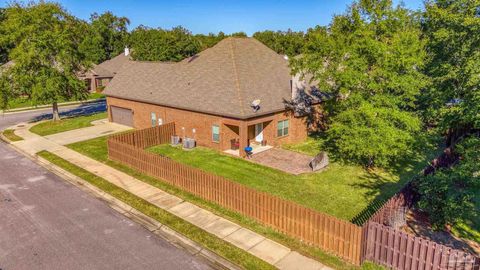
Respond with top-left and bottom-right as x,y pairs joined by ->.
104,37 -> 318,157
81,48 -> 131,92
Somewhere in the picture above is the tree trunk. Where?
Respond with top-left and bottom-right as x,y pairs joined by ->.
52,102 -> 60,121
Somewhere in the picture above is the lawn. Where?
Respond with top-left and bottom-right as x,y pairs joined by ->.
6,92 -> 105,110
2,129 -> 23,141
30,112 -> 107,136
147,142 -> 439,222
451,193 -> 480,244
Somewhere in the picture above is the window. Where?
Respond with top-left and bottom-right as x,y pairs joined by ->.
151,112 -> 156,127
212,125 -> 220,142
277,120 -> 289,137
158,118 -> 163,126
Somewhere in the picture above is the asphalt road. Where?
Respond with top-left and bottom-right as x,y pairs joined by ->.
0,103 -> 214,270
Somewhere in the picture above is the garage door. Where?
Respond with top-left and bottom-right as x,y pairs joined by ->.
110,106 -> 133,127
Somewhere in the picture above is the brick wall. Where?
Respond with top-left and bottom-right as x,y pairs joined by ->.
107,96 -> 308,151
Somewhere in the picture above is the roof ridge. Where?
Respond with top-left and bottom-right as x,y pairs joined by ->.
228,38 -> 246,116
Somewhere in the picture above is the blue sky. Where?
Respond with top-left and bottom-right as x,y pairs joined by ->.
1,0 -> 424,35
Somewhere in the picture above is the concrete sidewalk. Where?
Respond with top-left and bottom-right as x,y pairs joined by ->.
11,123 -> 332,270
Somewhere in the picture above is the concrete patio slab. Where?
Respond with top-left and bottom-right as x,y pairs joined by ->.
169,202 -> 202,218
248,239 -> 291,265
250,148 -> 314,175
275,251 -> 332,270
184,209 -> 220,228
224,228 -> 265,250
204,218 -> 241,238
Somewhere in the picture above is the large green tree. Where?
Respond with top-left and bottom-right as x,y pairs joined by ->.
253,29 -> 305,56
79,11 -> 130,64
0,2 -> 89,120
0,8 -> 12,64
195,32 -> 227,51
129,26 -> 200,61
292,0 -> 429,167
420,0 -> 480,141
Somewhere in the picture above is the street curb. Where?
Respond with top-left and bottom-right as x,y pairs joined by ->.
0,131 -> 11,144
1,98 -> 106,115
6,143 -> 241,270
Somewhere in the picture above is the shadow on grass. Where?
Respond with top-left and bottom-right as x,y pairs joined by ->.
30,101 -> 106,122
349,134 -> 442,225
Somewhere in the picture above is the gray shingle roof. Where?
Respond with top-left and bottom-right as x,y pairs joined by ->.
93,53 -> 131,77
104,37 -> 293,119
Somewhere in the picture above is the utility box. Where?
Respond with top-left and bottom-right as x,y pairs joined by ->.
171,135 -> 181,146
183,138 -> 196,149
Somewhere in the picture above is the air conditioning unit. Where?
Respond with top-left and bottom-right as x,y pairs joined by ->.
171,135 -> 180,146
183,138 -> 196,150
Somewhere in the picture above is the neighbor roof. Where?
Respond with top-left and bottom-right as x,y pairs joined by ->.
92,53 -> 131,77
104,37 -> 294,119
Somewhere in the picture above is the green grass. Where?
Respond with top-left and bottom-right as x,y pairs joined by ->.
30,112 -> 107,136
37,150 -> 275,270
2,129 -> 23,141
146,141 -> 439,222
451,193 -> 480,243
67,136 -> 385,270
6,92 -> 105,110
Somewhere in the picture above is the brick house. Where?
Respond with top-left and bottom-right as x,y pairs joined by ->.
104,37 -> 318,157
81,48 -> 131,92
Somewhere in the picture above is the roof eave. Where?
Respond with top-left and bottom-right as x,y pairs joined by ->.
105,93 -> 291,120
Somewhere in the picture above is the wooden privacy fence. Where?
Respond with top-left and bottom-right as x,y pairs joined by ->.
365,222 -> 480,270
367,182 -> 418,226
109,122 -> 175,149
107,123 -> 364,265
107,124 -> 480,269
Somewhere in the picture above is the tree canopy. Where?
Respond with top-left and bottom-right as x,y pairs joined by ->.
292,0 -> 428,167
195,32 -> 227,51
0,8 -> 10,64
0,2 -> 89,119
79,11 -> 130,64
420,0 -> 480,134
128,26 -> 201,62
253,30 -> 305,56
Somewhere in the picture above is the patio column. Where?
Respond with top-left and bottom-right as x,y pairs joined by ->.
91,78 -> 96,92
238,121 -> 248,158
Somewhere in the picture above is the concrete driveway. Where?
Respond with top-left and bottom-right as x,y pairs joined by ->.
44,119 -> 131,146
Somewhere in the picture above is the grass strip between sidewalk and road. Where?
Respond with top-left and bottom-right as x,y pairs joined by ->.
6,93 -> 105,111
2,129 -> 23,141
37,150 -> 275,270
67,136 -> 384,270
30,112 -> 107,136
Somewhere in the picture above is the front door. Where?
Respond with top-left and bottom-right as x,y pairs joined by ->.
254,123 -> 263,143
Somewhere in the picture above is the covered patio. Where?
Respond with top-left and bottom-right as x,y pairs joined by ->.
222,116 -> 275,157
